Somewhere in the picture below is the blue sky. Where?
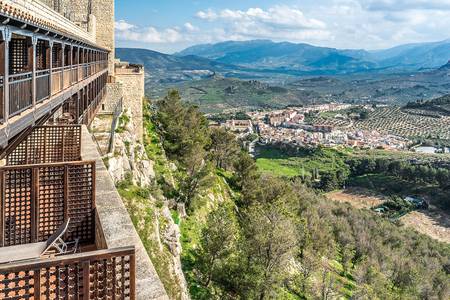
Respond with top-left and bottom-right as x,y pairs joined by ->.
115,0 -> 450,53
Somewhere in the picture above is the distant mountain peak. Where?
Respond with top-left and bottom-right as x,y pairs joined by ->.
439,60 -> 450,70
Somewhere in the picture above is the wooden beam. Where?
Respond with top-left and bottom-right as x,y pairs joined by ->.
32,35 -> 37,111
3,27 -> 10,123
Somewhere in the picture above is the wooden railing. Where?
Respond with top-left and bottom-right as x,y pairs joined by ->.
79,85 -> 106,125
63,66 -> 71,89
9,72 -> 32,117
78,64 -> 83,82
0,76 -> 3,122
0,160 -> 96,247
6,125 -> 82,165
83,64 -> 88,79
71,66 -> 78,84
36,69 -> 50,103
2,60 -> 107,121
52,67 -> 63,95
0,247 -> 136,300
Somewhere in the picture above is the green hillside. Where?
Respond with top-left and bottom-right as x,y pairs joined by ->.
138,91 -> 450,299
175,77 -> 316,113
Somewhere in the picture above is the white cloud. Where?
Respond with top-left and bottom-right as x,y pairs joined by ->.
184,22 -> 199,32
115,20 -> 135,31
196,9 -> 217,20
195,6 -> 330,43
115,20 -> 188,44
198,6 -> 326,30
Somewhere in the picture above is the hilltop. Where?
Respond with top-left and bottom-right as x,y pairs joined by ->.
404,93 -> 450,117
124,93 -> 450,299
174,77 -> 318,113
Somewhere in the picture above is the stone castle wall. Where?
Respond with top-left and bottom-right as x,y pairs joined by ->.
100,82 -> 123,114
40,0 -> 115,74
115,71 -> 145,141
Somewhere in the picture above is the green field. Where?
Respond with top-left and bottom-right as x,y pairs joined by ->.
256,146 -> 351,179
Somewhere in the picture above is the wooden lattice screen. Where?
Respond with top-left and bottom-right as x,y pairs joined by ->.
0,161 -> 96,247
52,46 -> 61,67
9,38 -> 28,75
6,125 -> 82,166
0,247 -> 136,300
36,40 -> 47,70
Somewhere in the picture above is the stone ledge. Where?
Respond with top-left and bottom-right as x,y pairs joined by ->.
81,125 -> 169,300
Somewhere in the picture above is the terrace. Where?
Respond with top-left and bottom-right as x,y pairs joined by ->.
0,125 -> 139,299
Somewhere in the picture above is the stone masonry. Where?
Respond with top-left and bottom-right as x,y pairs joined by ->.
115,62 -> 145,141
40,0 -> 115,74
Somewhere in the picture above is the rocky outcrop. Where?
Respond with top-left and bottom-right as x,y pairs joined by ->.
160,206 -> 189,300
106,110 -> 155,186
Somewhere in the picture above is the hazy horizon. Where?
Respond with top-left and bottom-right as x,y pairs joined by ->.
115,37 -> 450,56
115,0 -> 450,53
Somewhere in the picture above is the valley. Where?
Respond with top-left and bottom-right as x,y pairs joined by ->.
117,46 -> 450,113
141,92 -> 450,299
116,39 -> 450,299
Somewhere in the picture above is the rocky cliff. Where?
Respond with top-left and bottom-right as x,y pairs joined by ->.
100,109 -> 190,300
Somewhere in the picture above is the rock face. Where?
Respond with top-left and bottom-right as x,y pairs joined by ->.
102,109 -> 190,300
160,206 -> 189,300
106,110 -> 155,186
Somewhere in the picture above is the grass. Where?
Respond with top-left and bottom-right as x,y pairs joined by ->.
115,113 -> 130,134
256,146 -> 350,179
256,157 -> 304,177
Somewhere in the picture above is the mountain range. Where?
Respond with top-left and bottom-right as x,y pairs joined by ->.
117,39 -> 450,78
116,39 -> 450,110
175,39 -> 450,74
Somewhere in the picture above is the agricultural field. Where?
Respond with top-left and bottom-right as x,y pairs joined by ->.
400,208 -> 450,243
307,106 -> 450,142
326,188 -> 386,209
310,116 -> 353,128
355,107 -> 450,140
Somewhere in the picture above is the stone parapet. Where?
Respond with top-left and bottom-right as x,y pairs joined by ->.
81,126 -> 169,300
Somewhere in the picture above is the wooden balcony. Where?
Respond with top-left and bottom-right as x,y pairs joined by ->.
0,246 -> 135,299
0,160 -> 96,247
0,125 -> 138,299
